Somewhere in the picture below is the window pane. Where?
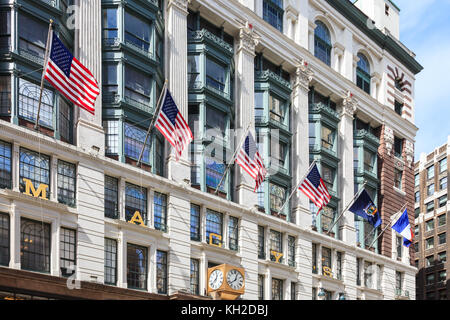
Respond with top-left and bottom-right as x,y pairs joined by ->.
57,160 -> 76,207
19,148 -> 50,198
154,192 -> 167,232
124,123 -> 151,163
0,75 -> 11,115
190,204 -> 201,241
125,183 -> 147,225
21,218 -> 51,272
102,8 -> 118,39
270,230 -> 282,262
156,250 -> 167,294
228,216 -> 239,251
205,156 -> 226,192
269,183 -> 286,213
127,243 -> 148,290
125,12 -> 151,52
124,66 -> 151,108
105,176 -> 119,219
271,278 -> 283,300
206,209 -> 222,246
190,258 -> 199,295
19,78 -> 54,128
258,226 -> 265,259
206,58 -> 226,92
0,140 -> 12,189
263,0 -> 283,32
59,98 -> 73,144
0,213 -> 10,266
104,238 -> 117,285
18,14 -> 47,59
60,228 -> 76,277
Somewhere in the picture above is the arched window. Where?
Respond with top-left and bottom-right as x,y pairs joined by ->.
356,53 -> 371,94
314,21 -> 332,66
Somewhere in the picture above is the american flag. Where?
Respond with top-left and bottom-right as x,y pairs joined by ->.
235,132 -> 267,192
154,88 -> 193,160
299,163 -> 331,214
44,31 -> 99,115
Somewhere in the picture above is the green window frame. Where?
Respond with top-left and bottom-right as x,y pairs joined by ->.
356,53 -> 371,94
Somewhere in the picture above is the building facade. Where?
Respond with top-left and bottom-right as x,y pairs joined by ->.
414,136 -> 449,300
0,0 -> 422,300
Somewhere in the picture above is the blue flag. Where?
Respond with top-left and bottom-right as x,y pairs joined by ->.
349,190 -> 382,228
391,209 -> 413,247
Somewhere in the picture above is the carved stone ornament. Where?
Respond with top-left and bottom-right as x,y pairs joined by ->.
293,58 -> 314,98
168,0 -> 190,12
404,140 -> 414,168
384,126 -> 394,156
341,90 -> 357,117
239,21 -> 260,54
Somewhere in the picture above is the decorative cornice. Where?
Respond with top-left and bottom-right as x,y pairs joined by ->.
188,29 -> 234,55
341,91 -> 358,118
354,129 -> 380,146
404,140 -> 414,168
384,125 -> 394,156
238,22 -> 260,55
255,70 -> 292,90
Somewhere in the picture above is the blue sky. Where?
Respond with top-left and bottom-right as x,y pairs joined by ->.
394,0 -> 450,158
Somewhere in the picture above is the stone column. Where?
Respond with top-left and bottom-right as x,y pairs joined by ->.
75,0 -> 105,154
166,0 -> 191,183
234,22 -> 259,208
74,0 -> 105,283
291,60 -> 313,228
338,91 -> 357,245
164,0 -> 192,295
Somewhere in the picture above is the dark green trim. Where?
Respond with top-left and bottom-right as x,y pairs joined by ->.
326,0 -> 422,75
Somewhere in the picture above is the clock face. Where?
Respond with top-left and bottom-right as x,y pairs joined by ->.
226,269 -> 244,290
209,269 -> 224,290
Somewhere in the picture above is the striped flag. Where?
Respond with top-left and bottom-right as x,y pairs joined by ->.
299,163 -> 331,214
235,132 -> 267,192
44,31 -> 99,115
154,88 -> 193,160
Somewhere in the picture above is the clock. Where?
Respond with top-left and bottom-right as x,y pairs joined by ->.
226,269 -> 244,290
207,264 -> 245,300
208,269 -> 224,290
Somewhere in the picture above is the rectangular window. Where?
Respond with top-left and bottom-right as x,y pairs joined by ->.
124,66 -> 151,108
291,282 -> 296,300
426,237 -> 434,250
427,165 -> 434,180
415,225 -> 419,236
59,99 -> 73,144
414,242 -> 419,252
104,120 -> 119,155
125,183 -> 147,225
438,252 -> 446,263
438,214 -> 446,227
288,236 -> 295,267
270,230 -> 283,263
190,258 -> 200,295
336,252 -> 343,280
19,78 -> 54,128
156,250 -> 168,294
415,207 -> 420,218
438,233 -> 446,245
19,148 -> 50,199
57,160 -> 76,207
395,271 -> 403,291
425,219 -> 434,232
269,183 -> 286,214
205,156 -> 226,192
439,270 -> 446,282
415,174 -> 420,187
102,8 -> 118,40
321,207 -> 336,233
190,204 -> 201,241
104,238 -> 117,285
205,107 -> 227,140
322,247 -> 332,276
426,273 -> 435,285
312,243 -> 318,274
377,265 -> 383,291
104,176 -> 119,219
321,125 -> 335,151
154,192 -> 167,232
263,0 -> 284,32
394,100 -> 403,115
206,210 -> 223,246
258,275 -> 265,300
228,216 -> 239,251
124,122 -> 151,163
322,164 -> 336,192
426,201 -> 435,213
426,255 -> 434,267
439,195 -> 447,208
102,62 -> 118,96
125,11 -> 151,52
396,235 -> 402,259
258,226 -> 265,259
187,55 -> 200,89
440,158 -> 447,173
271,278 -> 283,300
415,191 -> 420,203
394,137 -> 403,158
427,184 -> 435,196
0,140 -> 12,189
255,91 -> 265,122
60,227 -> 76,277
394,169 -> 403,190
364,149 -> 376,172
20,218 -> 51,272
0,76 -> 11,116
356,258 -> 362,286
18,14 -> 47,59
206,58 -> 226,92
269,94 -> 286,124
0,11 -> 11,52
440,177 -> 447,191
0,213 -> 9,266
127,243 -> 148,290
364,261 -> 373,288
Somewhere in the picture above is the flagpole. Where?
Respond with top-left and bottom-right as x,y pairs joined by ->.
367,203 -> 408,249
213,122 -> 252,195
34,19 -> 53,130
326,181 -> 368,235
136,79 -> 168,167
275,160 -> 317,217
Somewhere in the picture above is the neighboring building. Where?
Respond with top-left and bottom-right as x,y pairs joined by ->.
0,0 -> 421,300
414,136 -> 449,300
